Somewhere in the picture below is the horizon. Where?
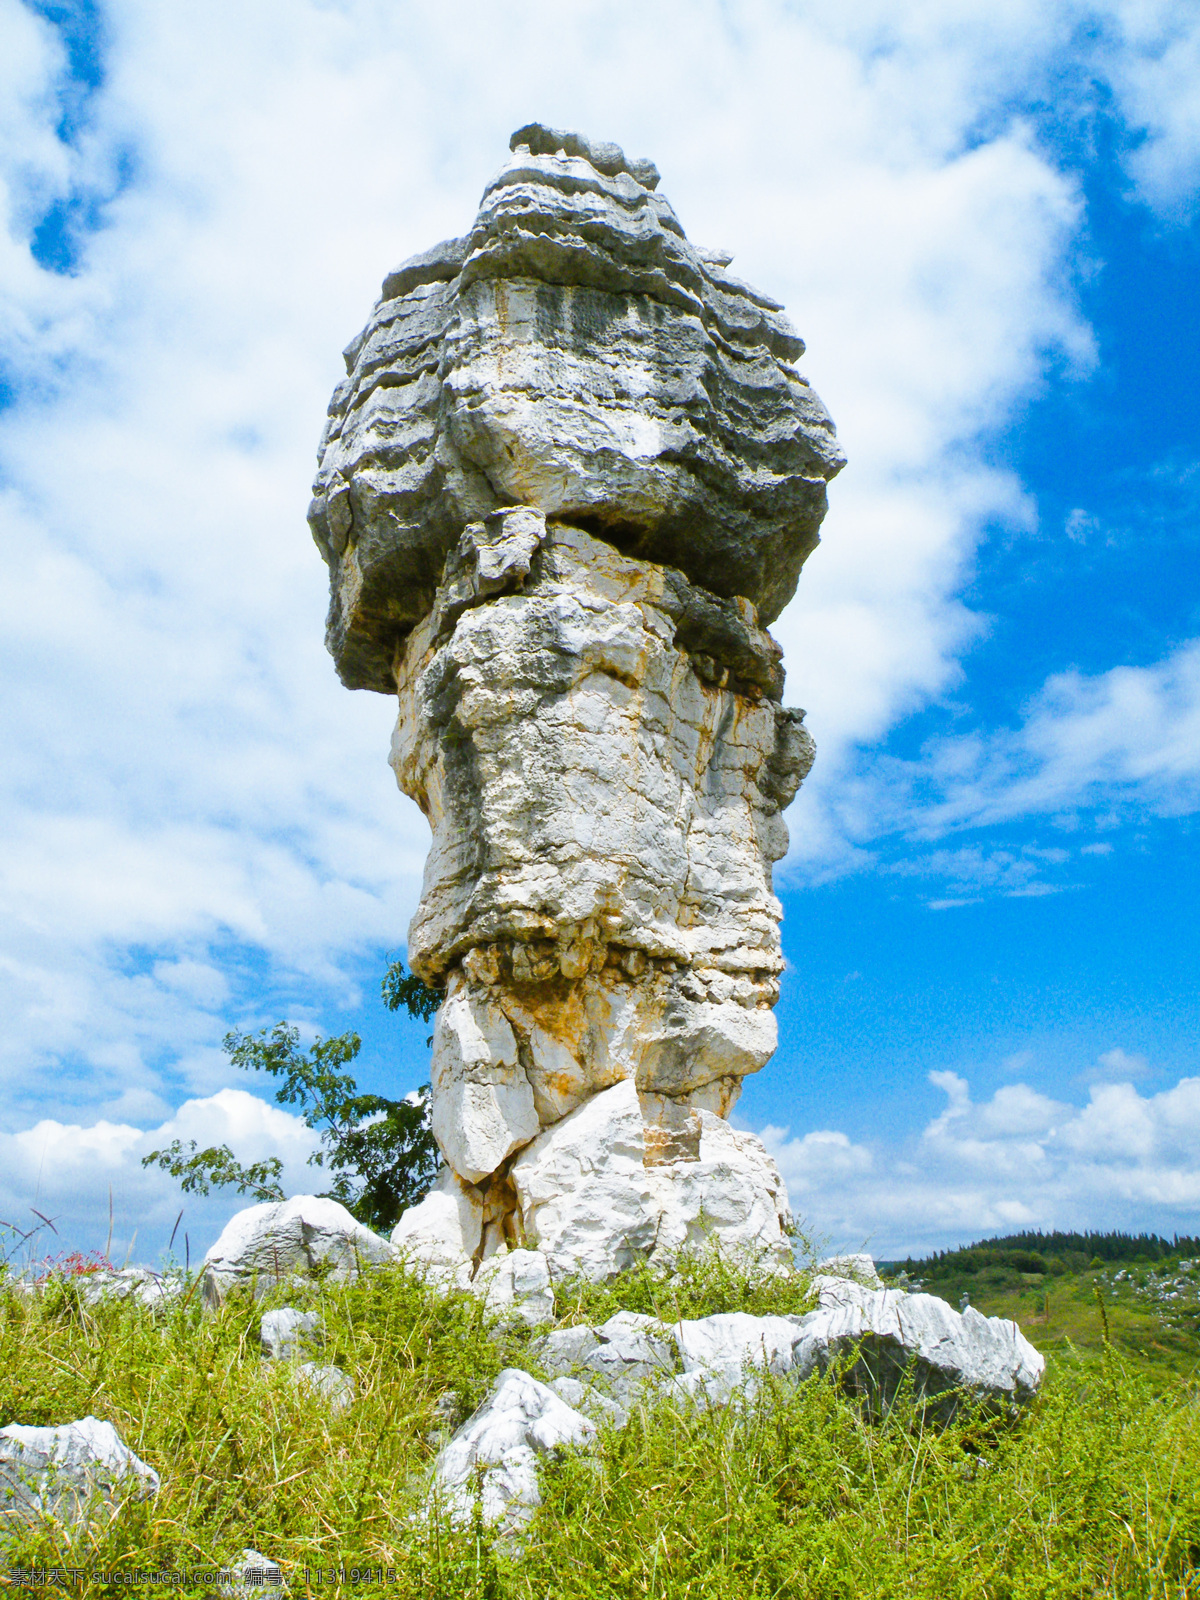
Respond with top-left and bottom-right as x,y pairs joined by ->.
2,0 -> 1198,1268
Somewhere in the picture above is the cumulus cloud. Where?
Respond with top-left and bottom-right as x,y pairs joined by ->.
922,639 -> 1200,829
1094,0 -> 1200,214
760,1065 -> 1200,1258
1087,1047 -> 1152,1082
0,1088 -> 320,1269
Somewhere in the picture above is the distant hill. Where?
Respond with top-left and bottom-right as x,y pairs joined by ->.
882,1229 -> 1200,1280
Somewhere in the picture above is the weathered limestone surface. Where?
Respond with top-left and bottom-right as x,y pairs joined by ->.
0,1417 -> 159,1527
201,1196 -> 397,1305
310,126 -> 843,694
428,1367 -> 595,1532
392,1079 -> 794,1288
393,518 -> 811,1183
311,126 -> 842,1280
657,1274 -> 1045,1421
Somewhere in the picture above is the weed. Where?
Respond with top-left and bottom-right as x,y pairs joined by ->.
0,1260 -> 1197,1595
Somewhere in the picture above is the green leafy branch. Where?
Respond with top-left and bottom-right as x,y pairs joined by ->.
142,958 -> 443,1230
141,1140 -> 285,1202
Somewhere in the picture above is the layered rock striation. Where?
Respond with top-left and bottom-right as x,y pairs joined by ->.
309,125 -> 843,1278
309,123 -> 844,694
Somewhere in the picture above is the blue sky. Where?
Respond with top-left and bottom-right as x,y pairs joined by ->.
1,0 -> 1197,1265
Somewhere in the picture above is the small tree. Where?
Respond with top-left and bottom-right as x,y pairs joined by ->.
143,959 -> 443,1231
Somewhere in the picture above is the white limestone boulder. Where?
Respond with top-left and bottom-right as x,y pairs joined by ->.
390,1166 -> 481,1288
528,1323 -> 603,1373
201,1196 -> 396,1306
428,1368 -> 595,1531
72,1267 -> 182,1310
258,1307 -> 353,1414
218,1548 -> 286,1597
293,1362 -> 355,1415
658,1281 -> 1042,1420
260,1308 -> 321,1361
0,1417 -> 159,1527
531,1310 -> 676,1405
510,1079 -> 793,1279
815,1254 -> 883,1288
546,1377 -> 629,1430
674,1311 -> 802,1379
792,1279 -> 1045,1419
471,1248 -> 555,1326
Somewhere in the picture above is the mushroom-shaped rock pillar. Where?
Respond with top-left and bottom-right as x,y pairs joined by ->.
308,125 -> 843,1265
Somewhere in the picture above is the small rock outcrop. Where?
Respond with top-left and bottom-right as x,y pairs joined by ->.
428,1368 -> 595,1532
218,1549 -> 286,1597
258,1307 -> 355,1413
793,1276 -> 1045,1420
201,1196 -> 396,1305
309,124 -> 843,1283
0,1417 -> 159,1527
260,1307 -> 322,1361
532,1309 -> 676,1415
432,1262 -> 1043,1528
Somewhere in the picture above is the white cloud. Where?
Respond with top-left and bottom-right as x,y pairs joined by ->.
1094,0 -> 1200,214
927,639 -> 1200,828
0,0 -> 1198,1151
760,1065 -> 1200,1258
0,1088 -> 320,1269
1089,1046 -> 1151,1081
803,637 -> 1200,890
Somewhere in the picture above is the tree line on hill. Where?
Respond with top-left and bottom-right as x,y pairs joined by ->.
885,1230 -> 1200,1280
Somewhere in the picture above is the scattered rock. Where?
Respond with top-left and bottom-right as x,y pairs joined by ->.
546,1377 -> 628,1430
657,1281 -> 1042,1421
201,1196 -> 396,1306
815,1254 -> 883,1288
257,1306 -> 353,1413
673,1311 -> 802,1379
218,1548 -> 286,1596
73,1267 -> 182,1310
532,1309 -> 676,1406
0,1417 -> 159,1527
794,1279 -> 1044,1420
529,1323 -> 603,1374
525,1267 -> 1042,1429
580,1312 -> 676,1401
471,1248 -> 555,1326
429,1368 -> 595,1531
292,1363 -> 355,1415
260,1308 -> 321,1361
10,1268 -> 184,1311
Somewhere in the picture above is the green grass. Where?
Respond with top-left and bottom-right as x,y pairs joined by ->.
1,1258 -> 1199,1597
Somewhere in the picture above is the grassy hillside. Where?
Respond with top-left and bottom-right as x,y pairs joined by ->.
1,1250 -> 1198,1597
